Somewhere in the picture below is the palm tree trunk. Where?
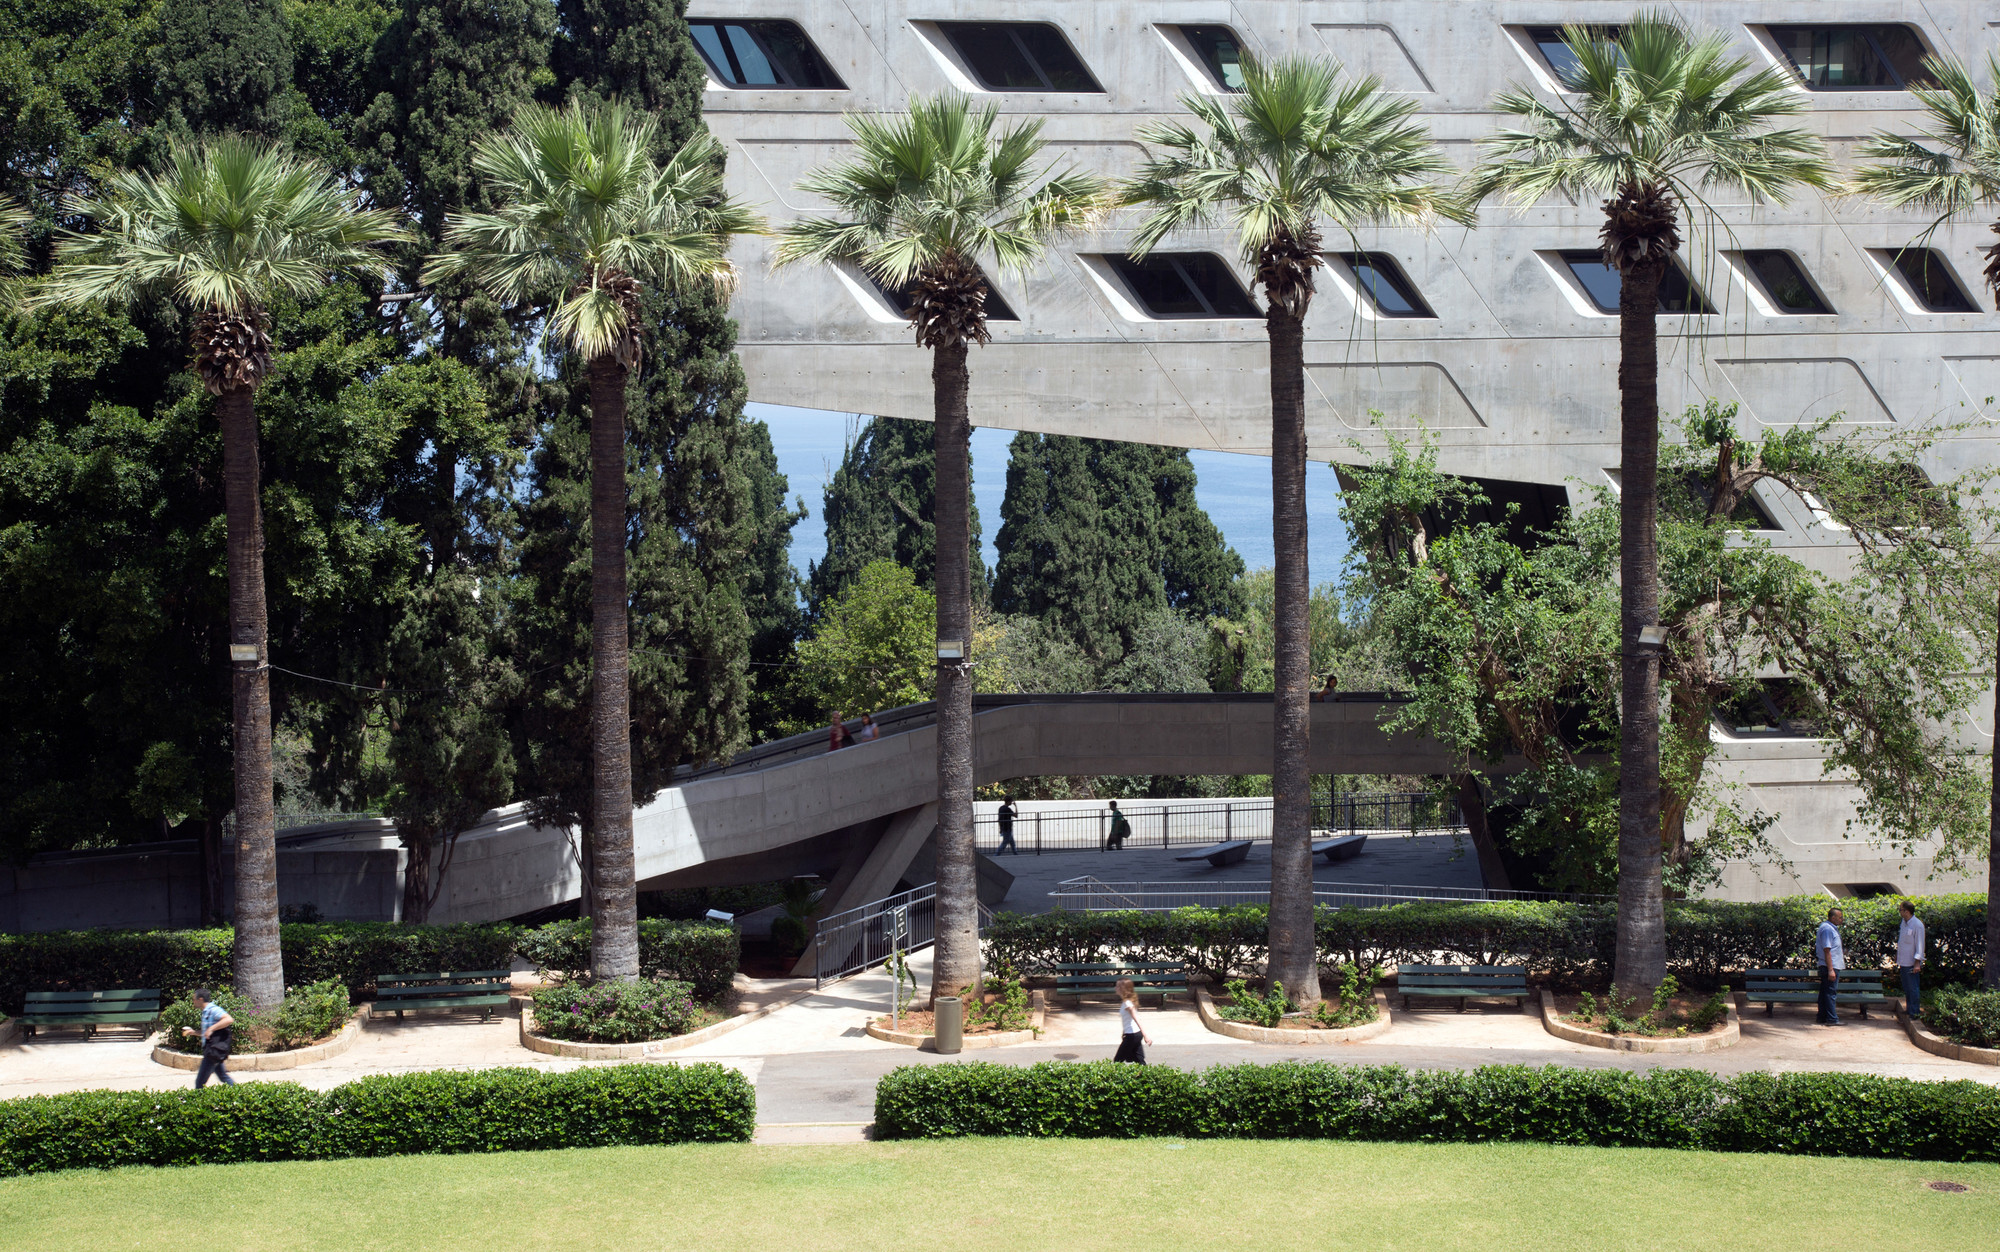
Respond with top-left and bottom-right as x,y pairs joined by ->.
929,337 -> 980,1004
1613,251 -> 1668,1000
218,381 -> 283,1008
1986,585 -> 2000,990
587,353 -> 638,980
1266,307 -> 1320,1003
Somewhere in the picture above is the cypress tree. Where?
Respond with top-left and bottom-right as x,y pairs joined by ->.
149,0 -> 295,143
808,415 -> 983,617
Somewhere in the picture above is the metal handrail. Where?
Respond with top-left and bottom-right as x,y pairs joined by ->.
1046,875 -> 1612,911
812,882 -> 996,989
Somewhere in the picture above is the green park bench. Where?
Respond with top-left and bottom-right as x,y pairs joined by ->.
1396,964 -> 1530,1012
1743,968 -> 1893,1019
19,988 -> 162,1038
1054,963 -> 1189,1003
373,970 -> 513,1021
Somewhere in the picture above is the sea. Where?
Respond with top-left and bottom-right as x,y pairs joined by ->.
752,402 -> 1353,595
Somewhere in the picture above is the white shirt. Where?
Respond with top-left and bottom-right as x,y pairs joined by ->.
1896,916 -> 1926,966
1119,1000 -> 1140,1034
1816,920 -> 1845,971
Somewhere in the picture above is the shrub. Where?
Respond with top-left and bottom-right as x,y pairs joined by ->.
514,919 -> 739,1001
0,1062 -> 753,1176
156,987 -> 256,1054
155,981 -> 354,1054
1926,986 -> 2000,1050
529,978 -> 701,1043
873,1061 -> 2000,1162
1219,979 -> 1290,1028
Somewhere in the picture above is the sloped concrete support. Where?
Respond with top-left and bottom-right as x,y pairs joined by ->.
787,803 -> 940,977
902,834 -> 1013,908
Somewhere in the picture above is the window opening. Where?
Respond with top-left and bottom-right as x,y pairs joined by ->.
1336,252 -> 1435,318
688,20 -> 845,89
1887,248 -> 1975,312
934,22 -> 1103,92
1177,25 -> 1246,91
1680,472 -> 1782,530
1107,253 -> 1260,318
1766,25 -> 1933,91
1523,24 -> 1623,87
1739,250 -> 1832,314
870,272 -> 1018,322
1716,677 -> 1818,737
1559,251 -> 1711,314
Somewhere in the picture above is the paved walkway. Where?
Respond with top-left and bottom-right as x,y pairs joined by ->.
2,953 -> 1988,1138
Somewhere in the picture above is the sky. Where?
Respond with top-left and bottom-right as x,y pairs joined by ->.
750,403 -> 1353,595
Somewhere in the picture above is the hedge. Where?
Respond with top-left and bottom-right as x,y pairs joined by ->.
873,1061 -> 2000,1163
984,894 -> 1988,987
515,919 -> 741,1001
0,917 -> 741,1013
0,1063 -> 754,1176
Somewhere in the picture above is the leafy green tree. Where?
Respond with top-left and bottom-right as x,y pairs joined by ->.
777,95 -> 1108,1002
1123,55 -> 1464,1003
1206,570 -> 1377,697
32,136 -> 405,1006
791,560 -> 936,723
1847,51 -> 2000,989
972,611 -> 1096,696
994,432 -> 1241,665
148,0 -> 294,143
808,415 -> 983,616
426,101 -> 759,981
1467,15 -> 1832,997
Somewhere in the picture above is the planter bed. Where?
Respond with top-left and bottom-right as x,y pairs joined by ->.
1195,986 -> 1393,1044
1538,989 -> 1738,1053
520,989 -> 812,1060
152,1005 -> 372,1071
1901,1012 -> 2000,1066
866,994 -> 1046,1050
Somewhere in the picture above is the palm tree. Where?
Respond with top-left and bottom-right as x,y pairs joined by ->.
0,197 -> 28,273
1468,14 -> 1831,998
32,137 -> 406,1007
425,101 -> 760,980
1849,53 -> 2000,990
775,95 -> 1108,1003
1122,56 -> 1466,1003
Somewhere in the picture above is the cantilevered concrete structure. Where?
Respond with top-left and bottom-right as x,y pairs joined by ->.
694,1 -> 1997,897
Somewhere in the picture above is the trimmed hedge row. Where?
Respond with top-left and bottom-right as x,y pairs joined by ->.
0,918 -> 739,1014
0,1063 -> 754,1176
873,1061 -> 2000,1163
985,894 -> 1988,986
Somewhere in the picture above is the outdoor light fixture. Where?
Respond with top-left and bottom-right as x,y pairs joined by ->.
705,909 -> 735,923
936,638 -> 965,660
229,644 -> 260,662
1634,625 -> 1667,654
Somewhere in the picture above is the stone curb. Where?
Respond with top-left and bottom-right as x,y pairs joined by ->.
519,987 -> 816,1060
1900,1011 -> 2000,1066
1195,986 -> 1394,1044
865,993 -> 1046,1051
151,1005 -> 373,1071
0,1017 -> 21,1048
1536,988 -> 1738,1053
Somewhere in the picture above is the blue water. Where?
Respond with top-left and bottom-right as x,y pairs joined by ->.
750,403 -> 1352,592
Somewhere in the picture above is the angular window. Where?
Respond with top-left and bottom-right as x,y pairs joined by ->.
1108,253 -> 1259,318
1559,251 -> 1711,314
871,273 -> 1018,322
1680,472 -> 1782,530
1177,25 -> 1246,92
934,22 -> 1103,92
1523,24 -> 1622,88
1885,247 -> 1976,312
1335,252 -> 1434,318
1739,250 -> 1833,314
1767,25 -> 1933,91
1716,678 -> 1818,738
689,20 -> 845,89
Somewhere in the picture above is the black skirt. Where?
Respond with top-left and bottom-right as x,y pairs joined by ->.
1113,1031 -> 1145,1064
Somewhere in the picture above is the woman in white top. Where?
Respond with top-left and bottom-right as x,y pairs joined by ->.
1112,977 -> 1152,1064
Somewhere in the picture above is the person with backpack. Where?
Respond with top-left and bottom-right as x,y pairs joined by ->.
182,988 -> 236,1088
1106,800 -> 1131,850
996,795 -> 1017,854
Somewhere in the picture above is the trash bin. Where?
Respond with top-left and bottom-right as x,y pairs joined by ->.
933,995 -> 962,1054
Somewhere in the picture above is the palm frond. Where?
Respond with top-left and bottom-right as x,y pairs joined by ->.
1846,53 -> 2000,219
0,196 -> 30,273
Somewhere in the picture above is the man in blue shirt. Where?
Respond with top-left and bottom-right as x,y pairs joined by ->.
181,988 -> 236,1087
1815,908 -> 1846,1026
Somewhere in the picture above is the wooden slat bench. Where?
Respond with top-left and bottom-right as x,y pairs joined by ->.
1743,968 -> 1893,1019
19,989 -> 162,1038
1174,839 -> 1252,868
1396,964 -> 1529,1012
1312,834 -> 1368,862
373,970 -> 513,1021
1054,963 -> 1188,1003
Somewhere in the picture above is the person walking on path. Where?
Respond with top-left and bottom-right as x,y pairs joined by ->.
1112,978 -> 1152,1064
827,712 -> 851,752
1106,801 -> 1131,851
1816,907 -> 1847,1026
855,713 -> 880,743
182,988 -> 235,1088
1895,900 -> 1926,1021
996,795 -> 1017,854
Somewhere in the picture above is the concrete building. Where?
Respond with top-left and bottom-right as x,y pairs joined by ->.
696,2 -> 1996,897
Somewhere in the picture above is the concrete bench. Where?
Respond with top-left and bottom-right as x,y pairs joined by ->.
1175,839 -> 1252,868
1312,834 -> 1368,862
1054,963 -> 1188,1002
1397,964 -> 1529,1012
1744,968 -> 1893,1019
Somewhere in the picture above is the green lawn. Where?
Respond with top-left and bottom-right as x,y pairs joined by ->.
4,1138 -> 1994,1251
